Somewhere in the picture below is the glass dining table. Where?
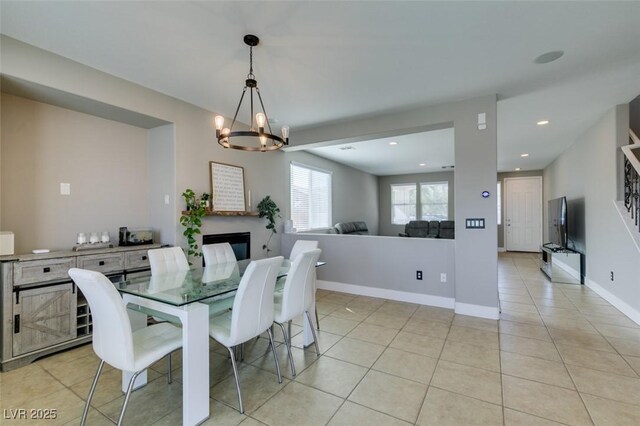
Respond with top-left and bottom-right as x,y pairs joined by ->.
116,258 -> 324,426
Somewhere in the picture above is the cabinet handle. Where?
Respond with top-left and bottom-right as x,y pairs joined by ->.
43,267 -> 50,273
14,315 -> 20,333
142,256 -> 147,261
99,261 -> 105,266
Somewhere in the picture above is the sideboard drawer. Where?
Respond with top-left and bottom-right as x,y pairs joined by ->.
77,253 -> 124,274
13,257 -> 76,286
124,249 -> 150,270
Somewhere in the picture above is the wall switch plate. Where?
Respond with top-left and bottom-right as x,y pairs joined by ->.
440,273 -> 447,283
164,194 -> 170,205
416,271 -> 422,280
60,183 -> 71,195
478,113 -> 487,130
465,218 -> 485,229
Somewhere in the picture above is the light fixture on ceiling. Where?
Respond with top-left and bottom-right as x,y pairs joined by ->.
389,141 -> 398,146
515,168 -> 522,171
537,120 -> 550,126
534,50 -> 564,64
521,153 -> 529,157
214,35 -> 289,152
419,163 -> 426,167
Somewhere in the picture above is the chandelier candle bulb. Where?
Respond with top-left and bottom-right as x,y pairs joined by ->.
256,113 -> 266,132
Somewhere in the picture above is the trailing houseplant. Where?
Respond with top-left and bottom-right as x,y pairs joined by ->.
257,195 -> 281,255
179,189 -> 207,263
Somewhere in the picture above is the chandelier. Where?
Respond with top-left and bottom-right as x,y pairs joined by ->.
214,35 -> 289,152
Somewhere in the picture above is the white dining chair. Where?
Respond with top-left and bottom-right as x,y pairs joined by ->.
147,247 -> 189,323
148,246 -> 190,275
288,240 -> 321,331
68,268 -> 182,426
202,242 -> 236,266
209,256 -> 284,414
274,249 -> 322,376
289,240 -> 318,263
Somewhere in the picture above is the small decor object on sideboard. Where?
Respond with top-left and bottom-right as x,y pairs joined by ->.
118,227 -> 153,246
257,195 -> 281,254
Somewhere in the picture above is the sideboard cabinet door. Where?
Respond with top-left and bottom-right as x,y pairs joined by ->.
12,283 -> 77,356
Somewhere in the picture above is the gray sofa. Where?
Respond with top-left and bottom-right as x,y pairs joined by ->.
399,220 -> 455,239
333,221 -> 369,235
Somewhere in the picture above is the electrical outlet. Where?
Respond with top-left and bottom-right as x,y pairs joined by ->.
440,273 -> 447,283
610,271 -> 614,282
416,271 -> 422,280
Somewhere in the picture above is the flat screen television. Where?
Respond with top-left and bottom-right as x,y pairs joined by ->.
548,196 -> 568,249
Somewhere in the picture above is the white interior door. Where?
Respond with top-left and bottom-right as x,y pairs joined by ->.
505,177 -> 542,252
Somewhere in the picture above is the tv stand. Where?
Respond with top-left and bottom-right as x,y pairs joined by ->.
540,245 -> 583,284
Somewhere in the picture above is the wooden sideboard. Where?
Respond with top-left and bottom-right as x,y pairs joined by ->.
0,244 -> 162,371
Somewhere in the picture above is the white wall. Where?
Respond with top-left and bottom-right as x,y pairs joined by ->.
544,104 -> 640,321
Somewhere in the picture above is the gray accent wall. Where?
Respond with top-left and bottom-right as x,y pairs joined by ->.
293,95 -> 499,313
0,93 -> 150,253
544,104 -> 640,316
378,171 -> 454,237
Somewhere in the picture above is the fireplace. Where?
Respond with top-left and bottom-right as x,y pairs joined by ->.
202,232 -> 250,264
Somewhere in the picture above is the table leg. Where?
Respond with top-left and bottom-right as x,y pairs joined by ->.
181,302 -> 210,425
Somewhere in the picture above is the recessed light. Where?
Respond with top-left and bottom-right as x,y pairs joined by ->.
389,141 -> 398,146
521,153 -> 529,157
515,168 -> 521,171
534,50 -> 564,64
537,120 -> 550,126
419,163 -> 426,166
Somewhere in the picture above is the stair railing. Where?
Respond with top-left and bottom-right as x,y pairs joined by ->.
622,129 -> 640,232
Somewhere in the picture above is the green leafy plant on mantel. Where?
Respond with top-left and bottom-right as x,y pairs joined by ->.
179,189 -> 207,263
257,195 -> 281,255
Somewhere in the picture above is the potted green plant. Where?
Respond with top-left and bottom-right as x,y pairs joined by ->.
257,195 -> 281,254
179,189 -> 207,263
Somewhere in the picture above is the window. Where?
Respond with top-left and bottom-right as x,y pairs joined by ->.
420,182 -> 449,220
290,163 -> 332,231
391,184 -> 417,225
497,181 -> 502,225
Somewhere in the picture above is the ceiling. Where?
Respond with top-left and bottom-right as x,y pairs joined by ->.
1,1 -> 639,173
308,128 -> 454,176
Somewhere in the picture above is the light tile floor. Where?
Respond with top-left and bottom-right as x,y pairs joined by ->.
2,252 -> 640,425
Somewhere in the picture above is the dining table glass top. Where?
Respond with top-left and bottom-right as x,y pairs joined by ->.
117,259 -> 324,307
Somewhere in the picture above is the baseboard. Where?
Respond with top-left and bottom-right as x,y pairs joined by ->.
317,280 -> 455,309
454,302 -> 500,320
585,278 -> 640,326
497,247 -> 506,252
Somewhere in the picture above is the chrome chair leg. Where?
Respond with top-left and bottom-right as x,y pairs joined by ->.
305,310 -> 321,355
315,306 -> 320,331
287,320 -> 292,340
266,328 -> 282,383
277,322 -> 296,376
80,360 -> 105,426
167,353 -> 172,384
118,370 -> 142,426
227,346 -> 244,414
